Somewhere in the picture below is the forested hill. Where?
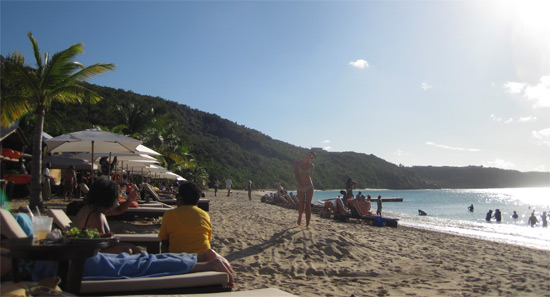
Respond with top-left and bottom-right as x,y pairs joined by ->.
410,166 -> 550,189
27,83 -> 548,190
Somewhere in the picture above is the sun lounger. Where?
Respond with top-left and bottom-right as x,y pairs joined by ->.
46,208 -> 161,253
158,198 -> 211,212
0,207 -> 29,238
79,272 -> 229,295
137,201 -> 173,208
142,183 -> 163,202
110,287 -> 298,296
348,203 -> 399,227
142,183 -> 210,211
1,208 -> 231,295
121,206 -> 171,218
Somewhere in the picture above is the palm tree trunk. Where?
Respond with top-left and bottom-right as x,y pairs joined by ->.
29,106 -> 45,209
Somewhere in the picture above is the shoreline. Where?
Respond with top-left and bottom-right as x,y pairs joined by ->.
7,189 -> 550,296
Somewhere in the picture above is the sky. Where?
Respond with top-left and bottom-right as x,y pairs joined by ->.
1,0 -> 549,173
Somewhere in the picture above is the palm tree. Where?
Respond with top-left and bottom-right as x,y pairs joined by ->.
1,32 -> 115,209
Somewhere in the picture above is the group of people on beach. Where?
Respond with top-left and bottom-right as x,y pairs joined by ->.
292,151 -> 387,227
481,206 -> 548,227
84,178 -> 234,284
2,177 -> 234,288
212,177 -> 253,201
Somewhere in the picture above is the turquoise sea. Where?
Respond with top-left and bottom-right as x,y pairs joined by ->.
310,187 -> 550,251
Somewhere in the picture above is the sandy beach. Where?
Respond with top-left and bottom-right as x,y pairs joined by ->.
12,189 -> 550,296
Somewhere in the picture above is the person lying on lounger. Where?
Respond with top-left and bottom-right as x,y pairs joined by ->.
325,197 -> 350,216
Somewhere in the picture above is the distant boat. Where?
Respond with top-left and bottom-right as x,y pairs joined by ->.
379,197 -> 403,202
322,197 -> 403,202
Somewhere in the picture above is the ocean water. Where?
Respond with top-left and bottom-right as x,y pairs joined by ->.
310,187 -> 550,251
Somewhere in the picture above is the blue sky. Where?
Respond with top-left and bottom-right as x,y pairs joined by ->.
2,0 -> 549,172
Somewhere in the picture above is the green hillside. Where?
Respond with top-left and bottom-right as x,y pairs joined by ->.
410,166 -> 550,189
15,83 -> 549,190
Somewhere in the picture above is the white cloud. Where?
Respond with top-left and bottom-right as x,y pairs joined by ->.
518,116 -> 537,122
503,81 -> 526,94
484,158 -> 516,169
532,126 -> 550,146
395,149 -> 408,157
348,59 -> 369,69
490,114 -> 502,122
426,141 -> 481,152
323,146 -> 332,151
421,82 -> 432,91
524,76 -> 550,108
533,165 -> 547,172
323,140 -> 331,144
503,75 -> 550,108
491,114 -> 537,123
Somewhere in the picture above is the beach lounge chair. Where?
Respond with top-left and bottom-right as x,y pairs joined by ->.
348,203 -> 399,227
51,208 -> 162,253
0,207 -> 28,239
1,208 -> 231,295
134,287 -> 298,296
46,208 -> 162,253
142,183 -> 210,211
116,205 -> 171,219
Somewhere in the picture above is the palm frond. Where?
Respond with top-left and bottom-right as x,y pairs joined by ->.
2,54 -> 41,101
27,32 -> 43,72
69,62 -> 117,82
42,44 -> 85,88
0,93 -> 32,126
47,84 -> 103,105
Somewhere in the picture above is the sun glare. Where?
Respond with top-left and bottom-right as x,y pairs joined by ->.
477,0 -> 550,36
476,0 -> 550,78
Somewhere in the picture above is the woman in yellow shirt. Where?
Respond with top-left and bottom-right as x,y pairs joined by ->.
159,182 -> 212,254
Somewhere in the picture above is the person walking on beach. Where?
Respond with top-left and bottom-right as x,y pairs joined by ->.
247,180 -> 252,201
225,177 -> 232,197
214,179 -> 219,197
541,211 -> 547,228
62,165 -> 77,202
376,195 -> 382,216
42,162 -> 52,201
294,151 -> 316,228
512,211 -> 519,219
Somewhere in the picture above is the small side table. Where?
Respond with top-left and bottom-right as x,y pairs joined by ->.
4,238 -> 109,294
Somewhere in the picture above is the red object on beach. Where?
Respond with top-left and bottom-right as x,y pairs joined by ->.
1,148 -> 22,160
4,174 -> 32,184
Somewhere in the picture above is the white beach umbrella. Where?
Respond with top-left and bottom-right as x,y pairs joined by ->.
135,144 -> 161,156
44,129 -> 142,181
165,172 -> 186,181
45,129 -> 141,154
42,153 -> 97,170
72,152 -> 158,162
141,164 -> 170,173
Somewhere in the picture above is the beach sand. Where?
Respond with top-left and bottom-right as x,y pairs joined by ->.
15,189 -> 550,296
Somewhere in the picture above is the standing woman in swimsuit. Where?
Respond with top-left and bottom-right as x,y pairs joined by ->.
294,151 -> 316,227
